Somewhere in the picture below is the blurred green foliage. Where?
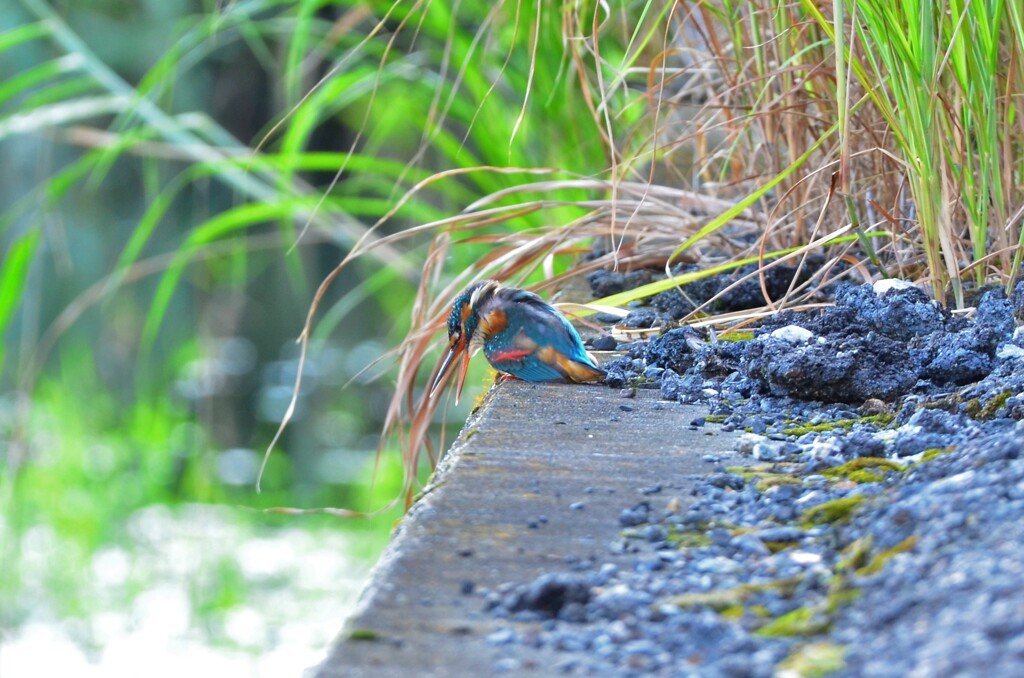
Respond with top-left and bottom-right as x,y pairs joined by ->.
0,1 -> 632,656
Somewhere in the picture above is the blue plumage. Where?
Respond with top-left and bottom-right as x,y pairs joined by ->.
431,280 -> 605,403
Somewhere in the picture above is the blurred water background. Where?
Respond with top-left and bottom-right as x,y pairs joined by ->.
0,1 -> 466,673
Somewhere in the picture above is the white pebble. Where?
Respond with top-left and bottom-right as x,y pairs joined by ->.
769,325 -> 815,343
872,278 -> 916,296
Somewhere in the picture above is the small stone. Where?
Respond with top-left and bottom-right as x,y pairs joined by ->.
487,628 -> 516,645
769,325 -> 815,343
753,441 -> 783,461
873,278 -> 917,295
644,525 -> 668,542
755,526 -> 804,542
619,502 -> 652,526
860,398 -> 890,416
643,366 -> 665,379
732,534 -> 771,556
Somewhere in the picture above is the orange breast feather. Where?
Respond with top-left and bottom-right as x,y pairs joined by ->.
480,308 -> 508,337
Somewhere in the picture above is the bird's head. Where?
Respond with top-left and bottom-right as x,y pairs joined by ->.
431,279 -> 501,403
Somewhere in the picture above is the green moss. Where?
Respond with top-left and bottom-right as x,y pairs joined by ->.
777,642 -> 847,677
781,421 -> 851,435
781,414 -> 894,436
719,604 -> 745,619
822,457 -> 905,479
920,446 -> 954,462
846,470 -> 884,483
862,413 -> 896,427
756,606 -> 831,637
704,414 -> 729,424
669,575 -> 803,611
826,584 -> 862,613
763,540 -> 797,553
966,393 -> 1015,419
983,390 -> 1012,417
348,628 -> 379,641
836,536 -> 873,572
665,528 -> 713,549
856,535 -> 917,576
720,331 -> 755,342
801,495 -> 865,524
725,464 -> 804,491
755,475 -> 804,492
931,389 -> 1011,421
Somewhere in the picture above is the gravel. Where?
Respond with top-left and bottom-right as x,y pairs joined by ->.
482,281 -> 1024,676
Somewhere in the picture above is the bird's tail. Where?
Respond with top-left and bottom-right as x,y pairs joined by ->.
559,356 -> 606,383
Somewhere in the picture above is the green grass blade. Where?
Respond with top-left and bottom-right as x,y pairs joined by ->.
0,230 -> 40,378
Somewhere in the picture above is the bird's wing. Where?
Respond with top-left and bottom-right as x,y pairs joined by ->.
499,290 -> 597,365
484,292 -> 603,382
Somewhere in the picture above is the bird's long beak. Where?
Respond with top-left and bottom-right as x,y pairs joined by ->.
430,340 -> 473,405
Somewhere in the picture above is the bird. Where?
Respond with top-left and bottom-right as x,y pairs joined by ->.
430,279 -> 606,403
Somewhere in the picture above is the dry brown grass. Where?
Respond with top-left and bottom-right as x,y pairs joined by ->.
263,0 -> 1024,510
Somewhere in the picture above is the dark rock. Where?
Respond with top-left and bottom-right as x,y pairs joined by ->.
744,331 -> 918,402
645,328 -> 703,374
502,573 -> 593,618
619,502 -> 652,527
620,309 -> 670,329
652,288 -> 695,319
1012,279 -> 1024,321
588,270 -> 627,298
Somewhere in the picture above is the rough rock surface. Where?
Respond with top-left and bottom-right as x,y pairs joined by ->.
480,281 -> 1024,676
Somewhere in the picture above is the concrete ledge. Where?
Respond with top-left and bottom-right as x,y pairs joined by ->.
314,381 -> 743,677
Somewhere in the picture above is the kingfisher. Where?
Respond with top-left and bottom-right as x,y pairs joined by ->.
430,280 -> 606,403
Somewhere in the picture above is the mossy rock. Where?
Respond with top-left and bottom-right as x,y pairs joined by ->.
964,389 -> 1012,420
919,446 -> 954,462
756,606 -> 831,637
668,575 -> 803,611
822,457 -> 904,482
781,414 -> 894,437
856,535 -> 917,576
802,495 -> 865,524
